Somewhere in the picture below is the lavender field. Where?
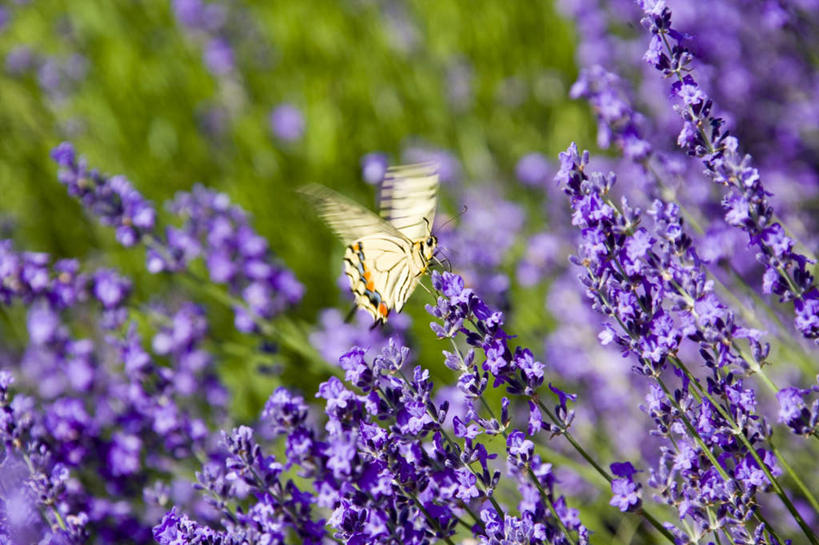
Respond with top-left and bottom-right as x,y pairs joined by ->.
0,0 -> 818,543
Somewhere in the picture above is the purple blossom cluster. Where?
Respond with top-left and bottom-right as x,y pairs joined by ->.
3,1 -> 819,543
776,381 -> 819,438
0,240 -> 229,543
171,0 -> 234,77
171,0 -> 280,140
51,143 -> 157,249
638,2 -> 818,342
154,278 -> 592,545
557,142 -> 816,543
570,66 -> 652,165
269,103 -> 306,142
561,0 -> 819,344
50,142 -> 303,334
5,47 -> 88,105
162,184 -> 304,332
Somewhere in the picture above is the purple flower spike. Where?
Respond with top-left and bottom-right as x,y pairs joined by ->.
637,3 -> 819,342
51,143 -> 157,248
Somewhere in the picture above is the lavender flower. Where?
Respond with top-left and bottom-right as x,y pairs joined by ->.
608,462 -> 641,512
51,143 -> 156,248
515,152 -> 553,187
1,371 -> 89,544
156,322 -> 590,545
0,7 -> 9,33
172,0 -> 227,32
570,66 -> 652,163
51,145 -> 303,334
165,184 -> 304,329
270,103 -> 305,142
361,152 -> 389,184
5,45 -> 34,74
776,385 -> 819,437
203,37 -> 234,76
638,2 -> 819,342
558,142 -> 816,542
1,236 -> 229,542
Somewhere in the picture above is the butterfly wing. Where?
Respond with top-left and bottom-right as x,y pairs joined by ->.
300,184 -> 409,245
344,235 -> 422,322
301,181 -> 431,324
379,163 -> 439,241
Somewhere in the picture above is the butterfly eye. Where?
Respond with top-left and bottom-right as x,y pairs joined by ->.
426,237 -> 434,247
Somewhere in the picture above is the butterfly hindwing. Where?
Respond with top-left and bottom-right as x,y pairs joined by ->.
379,163 -> 439,242
344,235 -> 418,322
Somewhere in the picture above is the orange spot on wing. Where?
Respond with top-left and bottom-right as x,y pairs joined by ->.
378,303 -> 389,317
352,242 -> 360,252
366,280 -> 375,291
364,270 -> 371,281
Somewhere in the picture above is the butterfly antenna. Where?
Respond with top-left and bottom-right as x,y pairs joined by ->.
436,204 -> 468,232
344,304 -> 358,324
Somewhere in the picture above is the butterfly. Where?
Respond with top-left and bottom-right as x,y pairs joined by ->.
301,163 -> 439,324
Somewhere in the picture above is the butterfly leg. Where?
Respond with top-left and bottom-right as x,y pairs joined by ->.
344,304 -> 358,323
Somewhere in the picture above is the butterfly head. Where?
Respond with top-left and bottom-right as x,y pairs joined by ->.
421,235 -> 437,262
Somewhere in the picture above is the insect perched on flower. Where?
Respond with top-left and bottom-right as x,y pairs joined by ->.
301,163 -> 439,324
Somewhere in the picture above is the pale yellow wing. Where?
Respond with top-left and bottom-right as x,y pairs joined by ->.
344,235 -> 422,322
378,163 -> 439,242
299,184 -> 409,245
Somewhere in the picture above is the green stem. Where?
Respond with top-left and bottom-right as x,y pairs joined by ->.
771,442 -> 819,514
535,400 -> 612,482
526,466 -> 578,545
533,403 -> 679,545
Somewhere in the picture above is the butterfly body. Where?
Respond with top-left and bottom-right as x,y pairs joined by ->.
301,164 -> 439,324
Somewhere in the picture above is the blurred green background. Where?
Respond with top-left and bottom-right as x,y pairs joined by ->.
0,0 -> 594,416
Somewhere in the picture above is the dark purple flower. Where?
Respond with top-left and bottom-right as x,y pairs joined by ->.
776,386 -> 818,436
108,432 -> 142,476
609,461 -> 642,512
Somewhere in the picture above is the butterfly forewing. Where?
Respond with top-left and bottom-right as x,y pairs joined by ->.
379,163 -> 439,242
299,184 -> 408,245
